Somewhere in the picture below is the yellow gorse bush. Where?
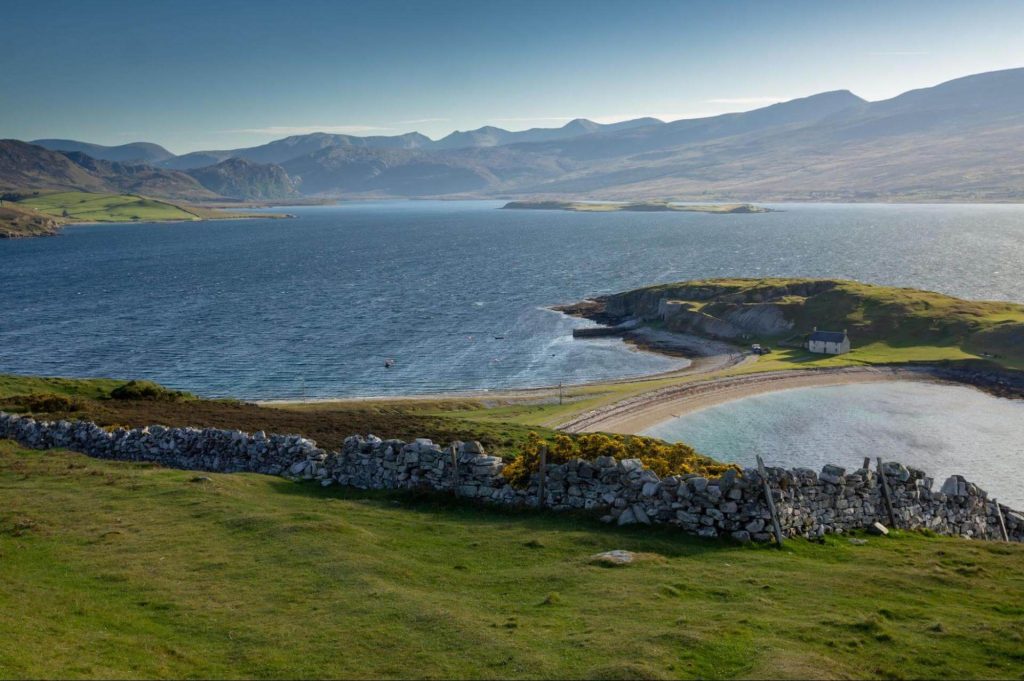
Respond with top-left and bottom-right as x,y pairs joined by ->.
502,432 -> 738,488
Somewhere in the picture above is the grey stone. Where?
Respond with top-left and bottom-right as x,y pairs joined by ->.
590,550 -> 635,565
632,504 -> 652,525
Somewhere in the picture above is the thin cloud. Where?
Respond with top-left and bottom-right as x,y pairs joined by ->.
225,124 -> 394,135
704,96 -> 787,105
868,50 -> 933,55
396,117 -> 450,125
488,116 -> 575,124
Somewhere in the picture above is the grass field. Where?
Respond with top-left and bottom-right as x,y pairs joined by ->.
2,442 -> 1023,679
18,191 -> 201,223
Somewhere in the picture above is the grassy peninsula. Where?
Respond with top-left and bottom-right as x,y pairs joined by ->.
582,278 -> 1024,370
502,200 -> 772,214
1,191 -> 290,238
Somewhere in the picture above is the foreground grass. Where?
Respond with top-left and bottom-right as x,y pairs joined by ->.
1,442 -> 1022,680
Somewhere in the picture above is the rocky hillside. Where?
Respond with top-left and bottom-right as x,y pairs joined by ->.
0,202 -> 65,238
573,278 -> 1024,366
185,158 -> 297,200
62,152 -> 218,202
0,140 -> 109,194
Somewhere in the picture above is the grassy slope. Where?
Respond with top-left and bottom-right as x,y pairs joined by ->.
2,443 -> 1023,680
18,191 -> 201,223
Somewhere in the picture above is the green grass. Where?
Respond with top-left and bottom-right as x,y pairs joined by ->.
0,374 -> 128,401
18,191 -> 200,223
2,442 -> 1023,679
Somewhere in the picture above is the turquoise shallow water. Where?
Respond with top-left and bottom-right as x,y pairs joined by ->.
1,200 -> 1023,399
643,382 -> 1024,508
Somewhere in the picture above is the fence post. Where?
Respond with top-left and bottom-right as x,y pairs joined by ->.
450,444 -> 459,495
756,455 -> 784,547
538,446 -> 548,509
994,498 -> 1010,542
876,457 -> 898,528
862,456 -> 871,471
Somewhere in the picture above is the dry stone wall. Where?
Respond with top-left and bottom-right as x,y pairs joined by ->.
2,411 -> 1021,543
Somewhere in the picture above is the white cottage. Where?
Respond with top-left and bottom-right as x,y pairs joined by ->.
807,328 -> 850,355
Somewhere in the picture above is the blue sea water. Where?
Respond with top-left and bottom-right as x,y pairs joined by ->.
2,200 -> 1024,399
643,381 -> 1024,508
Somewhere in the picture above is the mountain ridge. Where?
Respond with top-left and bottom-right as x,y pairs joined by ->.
9,67 -> 1024,201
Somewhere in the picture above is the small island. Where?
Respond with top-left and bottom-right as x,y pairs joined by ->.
502,200 -> 773,214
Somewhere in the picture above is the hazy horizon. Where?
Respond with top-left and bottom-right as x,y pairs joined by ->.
4,0 -> 1024,154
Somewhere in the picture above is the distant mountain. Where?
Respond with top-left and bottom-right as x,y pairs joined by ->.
0,140 -> 110,194
431,117 -> 663,149
186,158 -> 297,200
0,141 -> 217,201
523,67 -> 1024,201
11,67 -> 1024,201
280,147 -> 493,196
162,131 -> 434,170
32,139 -> 175,165
163,118 -> 663,170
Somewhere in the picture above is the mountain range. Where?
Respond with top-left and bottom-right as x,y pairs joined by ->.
10,67 -> 1024,202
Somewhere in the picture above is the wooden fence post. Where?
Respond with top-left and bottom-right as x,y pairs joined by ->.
538,446 -> 548,509
876,457 -> 898,528
862,456 -> 871,471
993,498 -> 1010,542
756,455 -> 784,547
450,445 -> 459,494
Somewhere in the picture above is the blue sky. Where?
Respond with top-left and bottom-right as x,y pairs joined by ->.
3,0 -> 1023,153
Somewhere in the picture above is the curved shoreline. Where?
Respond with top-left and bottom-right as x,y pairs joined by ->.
556,366 -> 957,434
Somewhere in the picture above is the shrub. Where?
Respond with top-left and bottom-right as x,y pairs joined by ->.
502,431 -> 737,488
11,393 -> 82,413
108,380 -> 193,402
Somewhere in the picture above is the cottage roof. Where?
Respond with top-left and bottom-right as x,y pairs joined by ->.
809,330 -> 847,343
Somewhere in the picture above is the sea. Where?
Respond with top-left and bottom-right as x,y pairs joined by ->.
3,200 -> 1023,399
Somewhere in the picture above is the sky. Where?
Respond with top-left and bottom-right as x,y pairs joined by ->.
2,0 -> 1023,154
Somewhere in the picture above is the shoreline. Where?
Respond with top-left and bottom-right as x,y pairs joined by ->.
556,366 -> 951,434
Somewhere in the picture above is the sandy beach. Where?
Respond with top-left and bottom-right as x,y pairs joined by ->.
557,366 -> 949,434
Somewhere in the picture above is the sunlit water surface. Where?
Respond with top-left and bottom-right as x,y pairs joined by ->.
2,201 -> 1023,399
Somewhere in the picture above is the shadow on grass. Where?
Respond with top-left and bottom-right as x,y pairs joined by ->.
264,477 -> 766,559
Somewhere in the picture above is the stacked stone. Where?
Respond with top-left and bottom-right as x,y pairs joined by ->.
1,410 -> 1021,544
